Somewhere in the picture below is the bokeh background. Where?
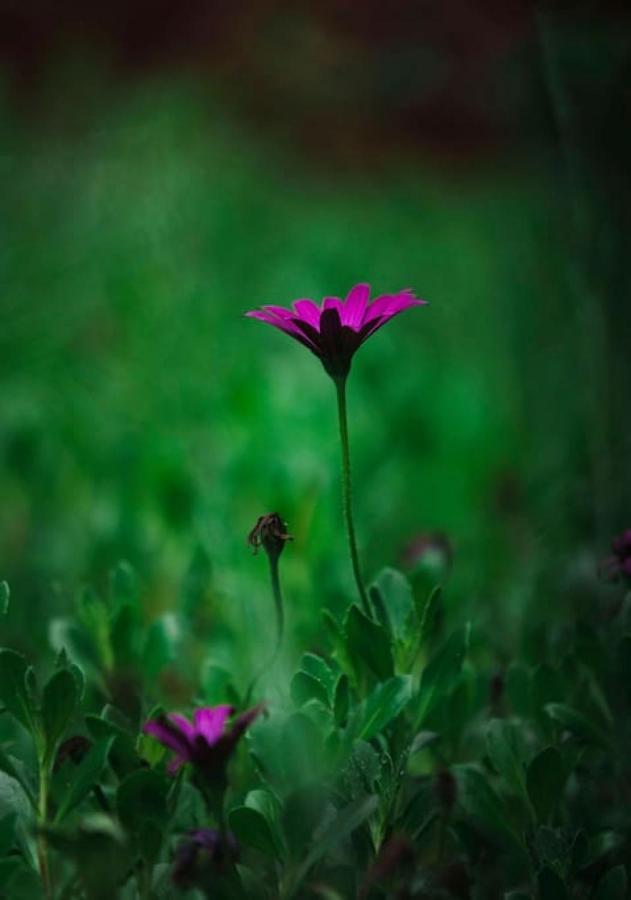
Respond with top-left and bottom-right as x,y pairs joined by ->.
1,1 -> 630,691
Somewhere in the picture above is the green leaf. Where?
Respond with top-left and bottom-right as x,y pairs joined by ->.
333,674 -> 350,726
0,747 -> 37,810
415,626 -> 469,726
593,865 -> 628,900
344,604 -> 393,683
527,747 -> 565,822
0,771 -> 36,865
485,719 -> 530,811
42,669 -> 79,762
0,812 -> 16,856
0,582 -> 9,617
281,784 -> 330,858
544,703 -> 612,749
229,806 -> 279,857
538,867 -> 568,900
371,568 -> 414,642
417,584 -> 442,645
54,738 -> 114,823
290,671 -> 329,709
142,615 -> 179,679
0,650 -> 38,734
350,676 -> 412,741
456,765 -> 524,853
117,769 -> 168,837
291,795 -> 378,892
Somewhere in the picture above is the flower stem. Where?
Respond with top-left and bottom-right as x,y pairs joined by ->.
37,745 -> 52,899
334,376 -> 370,616
246,554 -> 285,701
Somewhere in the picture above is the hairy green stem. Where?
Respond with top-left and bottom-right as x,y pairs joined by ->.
246,554 -> 285,701
37,746 -> 52,899
334,376 -> 370,616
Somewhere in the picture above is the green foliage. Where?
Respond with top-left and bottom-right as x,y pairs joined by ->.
0,65 -> 629,898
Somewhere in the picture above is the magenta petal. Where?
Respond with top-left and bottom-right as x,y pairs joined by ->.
194,705 -> 233,745
261,304 -> 295,319
342,283 -> 370,330
322,296 -> 344,315
167,713 -> 196,741
292,299 -> 322,329
246,309 -> 319,350
364,290 -> 425,324
144,719 -> 192,758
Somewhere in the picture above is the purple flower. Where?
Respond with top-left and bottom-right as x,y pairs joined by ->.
246,283 -> 427,378
600,529 -> 631,585
143,704 -> 262,781
172,828 -> 238,888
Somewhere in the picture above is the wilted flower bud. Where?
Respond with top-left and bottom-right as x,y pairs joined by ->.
247,513 -> 292,562
401,531 -> 453,575
434,768 -> 457,813
54,735 -> 92,772
599,529 -> 631,585
172,828 -> 238,888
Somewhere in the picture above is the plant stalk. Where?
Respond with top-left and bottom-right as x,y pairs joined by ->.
37,746 -> 52,899
334,376 -> 370,616
246,554 -> 285,701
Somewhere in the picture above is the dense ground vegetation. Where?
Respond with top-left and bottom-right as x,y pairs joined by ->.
1,53 -> 630,897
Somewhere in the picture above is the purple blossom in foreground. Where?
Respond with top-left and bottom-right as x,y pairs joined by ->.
143,704 -> 262,781
246,282 -> 427,378
599,529 -> 631,585
172,828 -> 238,888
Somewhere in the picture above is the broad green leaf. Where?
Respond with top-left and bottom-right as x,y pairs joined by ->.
300,654 -> 337,700
344,604 -> 393,683
0,650 -> 38,734
371,568 -> 414,642
333,674 -> 350,726
42,669 -> 79,762
544,703 -> 612,749
415,626 -> 469,726
456,765 -> 524,853
281,784 -> 330,859
417,584 -> 442,645
54,738 -> 114,823
593,865 -> 628,900
290,671 -> 329,709
142,615 -> 179,679
485,719 -> 531,812
229,806 -> 279,857
291,795 -> 378,894
0,771 -> 36,865
0,582 -> 9,616
117,769 -> 168,837
0,812 -> 16,856
350,676 -> 412,741
0,747 -> 37,810
526,747 -> 565,822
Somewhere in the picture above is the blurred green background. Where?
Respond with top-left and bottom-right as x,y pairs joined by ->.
1,2 -> 630,692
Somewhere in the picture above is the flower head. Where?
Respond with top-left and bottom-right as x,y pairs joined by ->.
247,512 -> 292,562
599,529 -> 631,585
246,283 -> 427,379
143,704 -> 262,782
172,828 -> 238,888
